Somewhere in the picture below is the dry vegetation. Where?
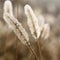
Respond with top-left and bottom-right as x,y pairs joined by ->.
0,0 -> 60,60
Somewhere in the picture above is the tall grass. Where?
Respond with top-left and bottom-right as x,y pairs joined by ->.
3,0 -> 50,60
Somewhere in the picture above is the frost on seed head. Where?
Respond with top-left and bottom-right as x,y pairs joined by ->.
3,0 -> 29,45
24,4 -> 50,40
24,4 -> 41,40
4,0 -> 13,16
41,23 -> 50,39
3,0 -> 50,45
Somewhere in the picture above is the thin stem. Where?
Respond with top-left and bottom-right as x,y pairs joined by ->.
37,40 -> 42,60
26,41 -> 40,60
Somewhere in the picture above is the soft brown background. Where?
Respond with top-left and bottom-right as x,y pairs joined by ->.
0,0 -> 60,60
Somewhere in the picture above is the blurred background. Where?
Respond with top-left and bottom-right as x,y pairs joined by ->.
0,0 -> 60,60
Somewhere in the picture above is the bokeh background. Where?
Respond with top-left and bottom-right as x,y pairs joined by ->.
0,0 -> 60,60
